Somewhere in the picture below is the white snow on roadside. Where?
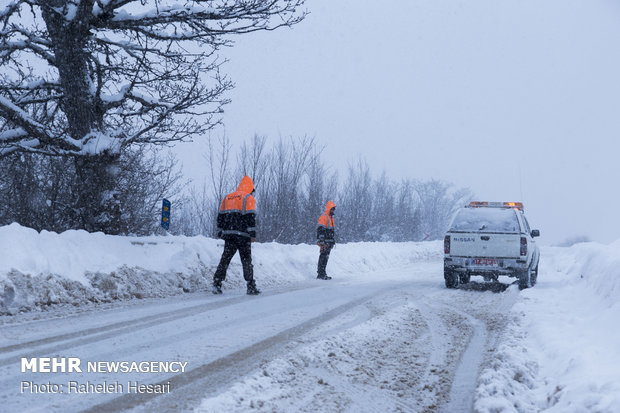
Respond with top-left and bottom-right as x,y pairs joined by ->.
0,222 -> 440,314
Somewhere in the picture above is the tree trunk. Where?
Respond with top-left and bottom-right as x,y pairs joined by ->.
42,1 -> 118,233
73,154 -> 121,234
41,0 -> 102,141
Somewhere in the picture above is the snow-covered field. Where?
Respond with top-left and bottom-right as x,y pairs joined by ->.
1,223 -> 619,412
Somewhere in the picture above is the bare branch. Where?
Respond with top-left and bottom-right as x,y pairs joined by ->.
0,0 -> 306,157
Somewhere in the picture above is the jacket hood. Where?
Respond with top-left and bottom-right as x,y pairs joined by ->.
324,200 -> 336,215
236,175 -> 254,193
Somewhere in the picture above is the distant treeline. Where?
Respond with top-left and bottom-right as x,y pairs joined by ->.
176,135 -> 473,243
0,135 -> 472,243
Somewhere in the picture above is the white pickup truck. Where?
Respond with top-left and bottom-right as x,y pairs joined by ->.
443,202 -> 540,289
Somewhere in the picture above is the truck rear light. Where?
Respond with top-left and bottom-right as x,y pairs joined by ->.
444,235 -> 451,254
520,237 -> 527,256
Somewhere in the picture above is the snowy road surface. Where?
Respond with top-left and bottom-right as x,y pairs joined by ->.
2,237 -> 620,413
1,261 -> 519,413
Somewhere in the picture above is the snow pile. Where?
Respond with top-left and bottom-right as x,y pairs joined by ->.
475,241 -> 620,413
0,223 -> 441,314
543,240 -> 620,305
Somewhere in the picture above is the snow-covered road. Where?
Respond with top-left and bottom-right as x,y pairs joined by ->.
1,260 -> 522,413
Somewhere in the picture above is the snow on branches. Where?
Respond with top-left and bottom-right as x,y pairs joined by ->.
0,0 -> 306,157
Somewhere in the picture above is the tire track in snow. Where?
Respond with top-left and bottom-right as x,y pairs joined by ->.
0,297 -> 242,354
414,301 -> 473,412
190,289 -> 453,413
436,285 -> 520,413
80,286 -> 405,413
443,313 -> 487,413
0,288 -> 304,367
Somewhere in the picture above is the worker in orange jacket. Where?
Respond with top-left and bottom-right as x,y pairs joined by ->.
317,200 -> 336,280
213,175 -> 260,295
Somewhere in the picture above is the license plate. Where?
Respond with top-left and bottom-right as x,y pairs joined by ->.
473,258 -> 498,266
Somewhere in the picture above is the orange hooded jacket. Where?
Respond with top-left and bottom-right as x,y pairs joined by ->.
317,200 -> 336,244
217,176 -> 257,238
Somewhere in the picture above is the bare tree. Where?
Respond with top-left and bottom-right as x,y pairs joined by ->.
114,147 -> 187,235
302,145 -> 336,243
0,0 -> 306,232
260,136 -> 316,243
177,181 -> 212,236
207,134 -> 233,208
337,157 -> 372,242
237,134 -> 268,190
0,146 -> 185,234
394,179 -> 421,241
172,136 -> 474,244
414,180 -> 473,240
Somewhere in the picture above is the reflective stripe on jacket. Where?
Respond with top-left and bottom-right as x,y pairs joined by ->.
317,200 -> 336,244
217,176 -> 257,238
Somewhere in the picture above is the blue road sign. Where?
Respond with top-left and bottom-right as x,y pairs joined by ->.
161,199 -> 171,230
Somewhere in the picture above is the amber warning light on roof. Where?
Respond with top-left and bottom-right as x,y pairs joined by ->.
469,201 -> 524,211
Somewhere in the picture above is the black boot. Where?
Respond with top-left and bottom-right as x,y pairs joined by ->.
212,280 -> 223,294
317,274 -> 332,280
247,281 -> 261,295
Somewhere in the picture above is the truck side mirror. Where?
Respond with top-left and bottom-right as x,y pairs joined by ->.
531,229 -> 540,237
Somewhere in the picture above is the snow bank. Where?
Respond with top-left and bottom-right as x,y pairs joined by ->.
0,223 -> 441,314
543,240 -> 620,306
475,241 -> 620,413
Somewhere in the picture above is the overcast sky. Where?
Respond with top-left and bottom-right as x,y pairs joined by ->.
177,0 -> 620,245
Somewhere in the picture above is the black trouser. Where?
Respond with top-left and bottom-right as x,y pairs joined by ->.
214,235 -> 254,285
317,243 -> 334,276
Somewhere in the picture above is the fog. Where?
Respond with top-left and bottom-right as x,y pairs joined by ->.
177,0 -> 620,245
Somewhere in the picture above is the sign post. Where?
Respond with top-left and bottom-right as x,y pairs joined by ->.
161,199 -> 171,231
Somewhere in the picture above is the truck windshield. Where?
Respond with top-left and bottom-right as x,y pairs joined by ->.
450,208 -> 520,233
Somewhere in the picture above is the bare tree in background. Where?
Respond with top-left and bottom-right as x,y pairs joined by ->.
0,147 -> 185,234
338,157 -> 372,241
176,181 -> 206,236
237,134 -> 268,191
114,147 -> 186,235
174,136 -> 474,244
368,172 -> 395,242
302,145 -> 336,243
261,136 -> 316,243
177,134 -> 232,236
0,0 -> 306,232
394,179 -> 421,241
208,134 -> 233,212
414,180 -> 473,240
